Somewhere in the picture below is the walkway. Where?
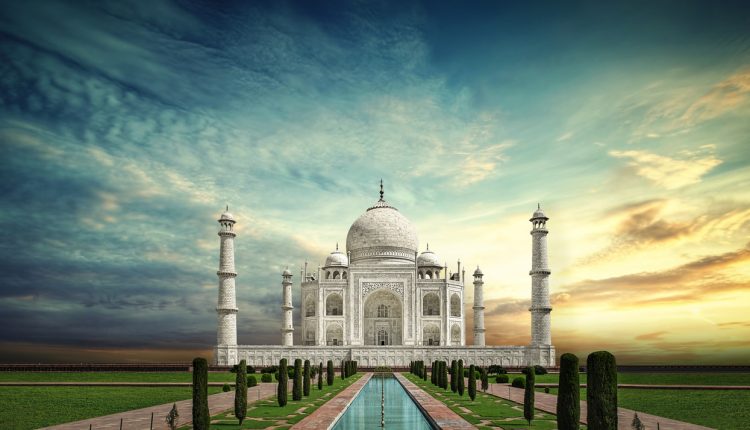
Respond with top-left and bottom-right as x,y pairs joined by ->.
40,382 -> 280,430
291,373 -> 371,430
395,373 -> 475,430
486,382 -> 714,430
534,383 -> 750,391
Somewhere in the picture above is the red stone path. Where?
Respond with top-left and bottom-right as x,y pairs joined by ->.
486,382 -> 714,430
534,383 -> 750,390
40,382 -> 282,430
394,373 -> 475,430
0,382 -> 243,387
291,373 -> 371,430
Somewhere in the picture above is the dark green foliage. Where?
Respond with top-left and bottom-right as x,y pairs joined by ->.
481,367 -> 489,392
234,360 -> 247,425
293,359 -> 302,401
166,403 -> 179,430
534,365 -> 548,375
556,353 -> 580,430
318,362 -> 323,390
260,366 -> 278,374
274,371 -> 279,381
422,364 -> 427,380
512,377 -> 525,388
222,383 -> 231,392
326,360 -> 334,386
463,369 -> 481,378
303,360 -> 311,396
277,358 -> 288,407
544,387 -> 550,394
495,374 -> 509,383
488,365 -> 507,374
468,364 -> 477,401
431,361 -> 436,385
524,366 -> 535,426
632,412 -> 645,430
191,357 -> 210,430
248,375 -> 257,387
261,373 -> 273,383
457,359 -> 465,396
587,351 -> 618,430
341,360 -> 345,380
450,360 -> 458,392
230,364 -> 256,374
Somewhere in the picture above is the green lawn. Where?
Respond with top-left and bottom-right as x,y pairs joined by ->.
0,386 -> 221,430
517,372 -> 750,386
184,373 -> 363,430
403,373 -> 584,429
0,371 -> 237,383
536,386 -> 750,429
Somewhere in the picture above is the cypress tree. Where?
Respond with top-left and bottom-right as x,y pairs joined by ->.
557,353 -> 580,430
468,364 -> 477,401
341,360 -> 345,379
292,359 -> 302,401
442,361 -> 449,389
327,360 -> 334,386
277,358 -> 288,407
318,362 -> 323,390
457,359 -> 465,396
234,359 -> 247,425
303,360 -> 311,397
481,367 -> 489,392
524,366 -> 535,426
431,361 -> 436,385
587,351 -> 618,430
450,360 -> 458,392
192,357 -> 210,430
422,363 -> 427,381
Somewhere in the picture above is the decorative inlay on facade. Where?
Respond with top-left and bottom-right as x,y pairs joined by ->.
361,281 -> 403,297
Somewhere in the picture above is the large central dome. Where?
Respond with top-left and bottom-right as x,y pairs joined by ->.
346,194 -> 418,263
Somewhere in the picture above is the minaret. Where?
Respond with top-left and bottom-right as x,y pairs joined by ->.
216,206 -> 238,347
281,267 -> 294,346
529,204 -> 552,346
472,266 -> 486,346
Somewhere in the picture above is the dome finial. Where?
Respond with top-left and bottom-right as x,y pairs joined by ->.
226,204 -> 229,212
426,243 -> 429,251
379,179 -> 384,201
537,202 -> 540,210
336,242 -> 339,251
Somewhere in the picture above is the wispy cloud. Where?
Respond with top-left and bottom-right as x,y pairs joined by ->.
609,146 -> 721,189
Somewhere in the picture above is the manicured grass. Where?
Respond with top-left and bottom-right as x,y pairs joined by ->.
183,373 -> 363,429
0,371 -> 237,383
536,386 -> 750,429
0,386 -> 221,430
517,372 -> 750,386
403,373 -> 585,429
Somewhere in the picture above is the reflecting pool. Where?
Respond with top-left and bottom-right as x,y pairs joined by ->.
331,375 -> 434,429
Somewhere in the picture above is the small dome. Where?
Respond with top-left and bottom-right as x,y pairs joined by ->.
473,266 -> 483,276
417,246 -> 441,267
219,205 -> 235,222
531,203 -> 548,220
324,247 -> 349,267
282,268 -> 292,276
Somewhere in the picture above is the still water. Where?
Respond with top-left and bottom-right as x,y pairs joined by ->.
331,375 -> 434,429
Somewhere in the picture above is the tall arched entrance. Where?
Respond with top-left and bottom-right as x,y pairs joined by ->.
363,289 -> 402,345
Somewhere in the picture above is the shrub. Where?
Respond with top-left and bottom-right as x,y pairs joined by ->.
544,387 -> 550,393
524,367 -> 535,426
511,377 -> 525,389
488,365 -> 507,375
261,373 -> 273,383
274,371 -> 279,381
303,360 -> 311,397
248,375 -> 257,387
495,374 -> 509,383
441,361 -> 448,389
481,368 -> 489,392
327,360 -> 334,386
261,366 -> 278,374
468,364 -> 477,401
192,357 -> 209,430
534,365 -> 548,375
457,359 -> 465,396
222,383 -> 231,392
277,358 -> 288,407
318,362 -> 323,390
234,360 -> 247,425
587,351 -> 617,430
560,354 -> 581,430
450,360 -> 458,393
463,368 -> 480,378
293,359 -> 302,401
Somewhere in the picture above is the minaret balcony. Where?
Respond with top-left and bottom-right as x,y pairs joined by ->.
529,269 -> 551,275
216,270 -> 237,277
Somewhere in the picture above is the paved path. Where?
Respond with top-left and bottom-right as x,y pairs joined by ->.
1,382 -> 237,387
534,383 -> 750,390
486,383 -> 714,430
40,382 -> 280,430
395,373 -> 475,430
291,373 -> 371,430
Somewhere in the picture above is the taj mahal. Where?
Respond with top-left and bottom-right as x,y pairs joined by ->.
213,183 -> 555,368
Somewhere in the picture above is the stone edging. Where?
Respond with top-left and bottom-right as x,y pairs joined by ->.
291,373 -> 372,430
393,373 -> 475,430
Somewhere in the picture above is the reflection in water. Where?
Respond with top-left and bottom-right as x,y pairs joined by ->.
332,375 -> 434,429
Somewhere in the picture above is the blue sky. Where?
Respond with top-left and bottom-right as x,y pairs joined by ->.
1,0 -> 749,363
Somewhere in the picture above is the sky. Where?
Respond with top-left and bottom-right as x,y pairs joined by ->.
1,0 -> 749,365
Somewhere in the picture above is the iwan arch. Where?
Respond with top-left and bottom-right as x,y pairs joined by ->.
213,183 -> 555,367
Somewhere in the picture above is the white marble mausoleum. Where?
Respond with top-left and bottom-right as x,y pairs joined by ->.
213,183 -> 555,368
